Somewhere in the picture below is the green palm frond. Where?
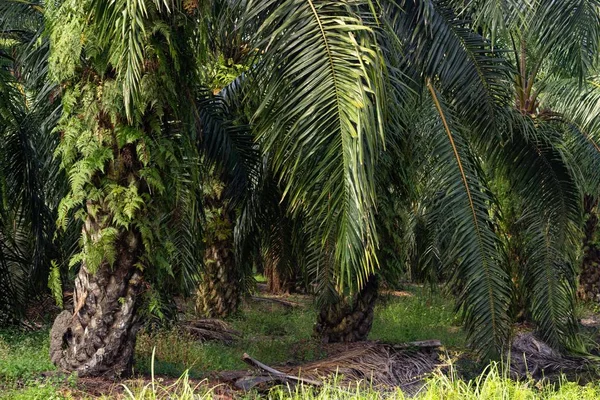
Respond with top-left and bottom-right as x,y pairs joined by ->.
204,0 -> 258,65
543,77 -> 600,138
167,169 -> 204,296
0,0 -> 43,32
425,83 -> 511,357
498,124 -> 582,246
247,0 -> 385,293
544,77 -> 600,132
196,78 -> 260,204
0,0 -> 69,323
91,0 -> 149,121
90,0 -> 197,121
560,121 -> 600,195
540,77 -> 600,194
490,120 -> 583,350
523,214 -> 581,351
449,0 -> 531,42
530,0 -> 600,80
384,0 -> 512,136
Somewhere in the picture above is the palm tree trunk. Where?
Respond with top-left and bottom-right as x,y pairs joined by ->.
315,276 -> 378,343
196,204 -> 241,318
49,228 -> 143,377
579,195 -> 600,302
197,241 -> 241,318
264,258 -> 296,294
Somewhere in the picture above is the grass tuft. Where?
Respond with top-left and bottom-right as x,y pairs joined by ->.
122,362 -> 600,399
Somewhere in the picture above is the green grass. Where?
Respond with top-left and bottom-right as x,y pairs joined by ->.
370,287 -> 466,348
135,301 -> 323,378
136,286 -> 466,379
0,329 -> 56,382
0,381 -> 68,400
0,329 -> 71,399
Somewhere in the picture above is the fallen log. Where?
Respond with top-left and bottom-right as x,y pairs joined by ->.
242,353 -> 322,387
392,340 -> 442,350
250,296 -> 302,309
180,319 -> 241,344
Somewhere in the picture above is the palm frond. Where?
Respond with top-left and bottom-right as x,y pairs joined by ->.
541,78 -> 600,195
530,0 -> 600,80
90,0 -> 196,121
490,118 -> 583,350
247,0 -> 385,293
426,84 -> 511,357
0,1 -> 67,323
196,77 -> 260,204
522,214 -> 581,350
384,0 -> 512,136
449,0 -> 531,42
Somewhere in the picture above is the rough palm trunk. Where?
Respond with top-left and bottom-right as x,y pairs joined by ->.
579,195 -> 600,301
196,203 -> 241,318
49,228 -> 143,377
315,276 -> 379,343
264,258 -> 296,294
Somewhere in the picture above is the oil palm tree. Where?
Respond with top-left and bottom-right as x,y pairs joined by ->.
44,0 -> 208,376
251,0 -> 600,356
378,0 -> 600,356
194,0 -> 257,317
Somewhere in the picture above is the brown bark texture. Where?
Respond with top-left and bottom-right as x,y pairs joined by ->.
315,276 -> 379,343
579,195 -> 600,302
264,257 -> 296,294
49,230 -> 143,378
196,206 -> 241,318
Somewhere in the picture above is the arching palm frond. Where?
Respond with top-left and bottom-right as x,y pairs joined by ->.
196,77 -> 260,205
543,77 -> 600,133
489,117 -> 583,350
448,0 -> 531,42
530,0 -> 600,80
379,0 -> 516,356
0,0 -> 67,324
247,0 -> 385,294
89,0 -> 200,121
384,0 -> 512,137
559,121 -> 600,196
540,77 -> 600,194
522,211 -> 581,351
423,86 -> 511,358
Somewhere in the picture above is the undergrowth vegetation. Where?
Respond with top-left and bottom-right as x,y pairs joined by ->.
133,288 -> 466,378
0,330 -> 64,399
0,330 -> 55,382
135,299 -> 320,377
371,288 -> 465,348
0,290 -> 595,399
119,363 -> 600,399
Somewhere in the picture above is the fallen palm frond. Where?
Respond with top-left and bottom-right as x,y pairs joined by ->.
179,319 -> 241,344
509,333 -> 595,382
230,341 -> 442,395
237,353 -> 323,390
283,342 -> 440,396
